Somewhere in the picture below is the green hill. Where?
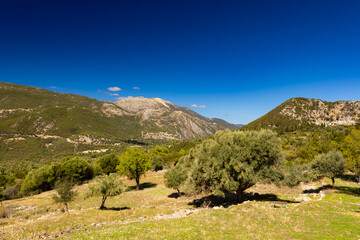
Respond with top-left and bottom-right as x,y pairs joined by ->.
0,82 -> 235,166
244,97 -> 360,133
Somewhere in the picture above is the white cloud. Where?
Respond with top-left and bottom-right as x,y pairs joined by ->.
108,86 -> 122,92
132,86 -> 140,90
49,86 -> 57,89
109,93 -> 119,96
116,96 -> 133,100
191,104 -> 207,108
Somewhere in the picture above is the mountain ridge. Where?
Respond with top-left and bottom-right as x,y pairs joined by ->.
0,82 -> 238,142
244,97 -> 360,133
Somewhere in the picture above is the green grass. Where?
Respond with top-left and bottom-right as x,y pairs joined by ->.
1,172 -> 359,239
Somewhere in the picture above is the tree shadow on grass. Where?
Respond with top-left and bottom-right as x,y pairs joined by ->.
303,185 -> 332,194
126,182 -> 157,191
188,193 -> 300,208
335,186 -> 360,196
100,206 -> 131,211
168,192 -> 185,199
337,174 -> 358,183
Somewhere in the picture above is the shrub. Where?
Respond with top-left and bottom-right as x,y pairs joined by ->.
0,205 -> 9,218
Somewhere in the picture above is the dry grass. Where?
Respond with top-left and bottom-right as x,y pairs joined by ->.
0,172 -> 359,239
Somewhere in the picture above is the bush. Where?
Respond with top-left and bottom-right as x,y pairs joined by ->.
283,163 -> 314,187
0,205 -> 9,218
3,180 -> 22,199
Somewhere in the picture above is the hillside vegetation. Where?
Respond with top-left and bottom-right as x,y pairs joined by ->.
0,82 -> 235,166
245,98 -> 360,133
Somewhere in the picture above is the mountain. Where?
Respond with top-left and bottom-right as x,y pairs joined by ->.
0,82 -> 236,142
244,97 -> 360,133
114,97 -> 242,139
0,82 -> 242,165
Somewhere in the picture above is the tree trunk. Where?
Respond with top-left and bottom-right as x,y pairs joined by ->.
64,203 -> 68,212
136,178 -> 140,191
236,188 -> 244,202
177,188 -> 180,194
100,196 -> 107,209
332,177 -> 335,189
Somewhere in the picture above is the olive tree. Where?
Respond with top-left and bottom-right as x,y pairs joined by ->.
117,147 -> 151,190
183,129 -> 285,201
52,180 -> 77,212
311,150 -> 344,188
164,166 -> 187,194
88,174 -> 125,209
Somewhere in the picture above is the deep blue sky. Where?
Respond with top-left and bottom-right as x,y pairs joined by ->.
1,0 -> 360,124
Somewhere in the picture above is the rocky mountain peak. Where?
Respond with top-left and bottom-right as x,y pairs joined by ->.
245,97 -> 360,132
114,97 -> 176,113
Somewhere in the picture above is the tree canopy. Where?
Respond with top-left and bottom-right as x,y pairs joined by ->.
52,180 -> 77,212
342,129 -> 360,180
150,146 -> 169,171
164,165 -> 187,194
88,174 -> 125,209
97,154 -> 119,175
179,129 -> 285,201
311,150 -> 345,188
117,147 -> 151,190
59,157 -> 94,183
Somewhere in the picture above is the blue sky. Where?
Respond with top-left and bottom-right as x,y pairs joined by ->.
1,0 -> 360,124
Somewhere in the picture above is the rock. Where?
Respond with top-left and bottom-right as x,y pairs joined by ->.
137,217 -> 145,222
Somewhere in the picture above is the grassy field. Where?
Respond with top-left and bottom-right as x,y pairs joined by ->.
1,171 -> 359,239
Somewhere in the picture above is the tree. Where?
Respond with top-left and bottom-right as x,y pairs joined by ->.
59,157 -> 94,183
283,161 -> 315,187
183,129 -> 285,201
20,164 -> 59,195
311,150 -> 345,188
150,146 -> 169,171
52,180 -> 77,212
88,174 -> 125,209
164,166 -> 187,194
342,129 -> 360,181
117,147 -> 151,190
97,154 -> 120,175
